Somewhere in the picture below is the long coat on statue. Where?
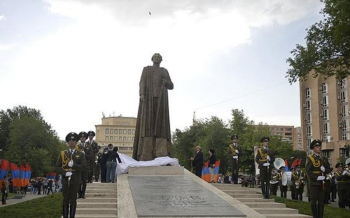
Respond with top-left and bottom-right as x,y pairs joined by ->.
133,65 -> 174,161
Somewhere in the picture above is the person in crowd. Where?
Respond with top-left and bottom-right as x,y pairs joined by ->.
329,167 -> 337,202
208,149 -> 216,183
100,146 -> 109,183
106,146 -> 122,183
47,179 -> 54,195
87,131 -> 99,183
291,165 -> 305,201
334,162 -> 348,208
306,139 -> 330,218
56,132 -> 86,218
37,178 -> 42,195
191,146 -> 204,178
278,166 -> 288,198
1,176 -> 8,205
43,179 -> 48,194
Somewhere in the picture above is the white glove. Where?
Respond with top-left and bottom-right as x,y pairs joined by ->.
65,172 -> 72,177
320,166 -> 325,172
300,177 -> 303,180
263,163 -> 270,167
235,150 -> 239,154
317,176 -> 325,181
267,156 -> 270,161
233,156 -> 238,159
342,171 -> 347,175
68,160 -> 73,167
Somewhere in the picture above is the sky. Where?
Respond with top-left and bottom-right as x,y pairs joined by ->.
0,0 -> 325,140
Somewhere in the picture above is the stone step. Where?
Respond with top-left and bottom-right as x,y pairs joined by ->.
245,202 -> 285,208
78,198 -> 117,203
85,193 -> 117,198
85,189 -> 117,193
221,189 -> 258,194
265,215 -> 312,218
76,208 -> 117,215
253,208 -> 298,214
77,202 -> 117,208
236,198 -> 275,203
227,193 -> 263,198
75,215 -> 117,218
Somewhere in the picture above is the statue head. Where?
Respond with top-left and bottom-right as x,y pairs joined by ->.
151,53 -> 162,64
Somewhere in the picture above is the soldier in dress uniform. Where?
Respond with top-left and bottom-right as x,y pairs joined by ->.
291,165 -> 305,201
56,132 -> 86,218
334,162 -> 348,208
305,139 -> 330,218
76,131 -> 93,199
86,131 -> 99,183
270,168 -> 279,196
346,161 -> 350,209
94,152 -> 102,182
255,136 -> 274,199
278,166 -> 288,198
229,135 -> 240,184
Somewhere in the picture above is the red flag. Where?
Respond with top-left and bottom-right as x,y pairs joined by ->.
298,159 -> 302,166
284,159 -> 289,171
291,159 -> 299,169
0,159 -> 10,189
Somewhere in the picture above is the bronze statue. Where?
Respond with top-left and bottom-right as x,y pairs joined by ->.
133,53 -> 174,161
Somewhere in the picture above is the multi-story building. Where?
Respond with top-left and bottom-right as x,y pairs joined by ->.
267,125 -> 295,143
95,115 -> 137,157
300,71 -> 350,166
293,127 -> 303,151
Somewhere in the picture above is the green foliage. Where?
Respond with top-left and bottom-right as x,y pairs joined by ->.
273,195 -> 349,218
173,109 -> 295,176
286,0 -> 350,83
0,194 -> 62,218
0,106 -> 63,177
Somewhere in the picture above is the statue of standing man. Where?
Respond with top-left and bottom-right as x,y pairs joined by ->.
133,53 -> 174,161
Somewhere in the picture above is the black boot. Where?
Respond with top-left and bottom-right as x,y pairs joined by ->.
311,204 -> 317,218
62,205 -> 69,218
82,184 -> 87,199
318,205 -> 324,218
70,204 -> 76,218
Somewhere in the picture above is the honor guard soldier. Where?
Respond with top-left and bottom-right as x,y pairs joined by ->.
56,132 -> 86,218
291,165 -> 305,201
346,160 -> 350,209
255,136 -> 274,199
87,131 -> 99,183
76,131 -> 93,198
305,139 -> 330,218
229,135 -> 240,184
334,162 -> 348,208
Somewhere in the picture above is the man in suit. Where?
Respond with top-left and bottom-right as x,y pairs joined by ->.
77,131 -> 93,199
56,132 -> 86,218
229,134 -> 240,184
191,146 -> 203,177
87,131 -> 99,183
305,139 -> 330,218
255,136 -> 274,199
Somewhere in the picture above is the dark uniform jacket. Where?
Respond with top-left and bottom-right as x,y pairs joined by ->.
335,170 -> 350,190
228,143 -> 241,159
56,150 -> 86,185
255,147 -> 274,171
305,154 -> 330,186
76,142 -> 93,171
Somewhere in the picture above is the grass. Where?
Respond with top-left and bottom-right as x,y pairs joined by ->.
272,196 -> 350,218
0,193 -> 62,218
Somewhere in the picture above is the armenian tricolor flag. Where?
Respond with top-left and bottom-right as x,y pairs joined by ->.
46,172 -> 56,180
0,159 -> 9,189
11,163 -> 20,187
23,163 -> 31,187
201,160 -> 221,182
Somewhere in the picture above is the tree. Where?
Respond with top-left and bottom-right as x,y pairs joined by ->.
0,106 -> 63,177
286,0 -> 350,83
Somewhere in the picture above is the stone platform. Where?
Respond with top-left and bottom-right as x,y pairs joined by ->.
118,166 -> 263,218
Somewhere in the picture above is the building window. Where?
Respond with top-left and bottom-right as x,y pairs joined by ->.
321,83 -> 327,93
305,100 -> 311,111
119,129 -> 122,134
123,136 -> 126,141
132,137 -> 134,141
342,133 -> 348,140
110,136 -> 113,140
322,96 -> 328,107
322,150 -> 331,158
123,129 -> 127,134
306,112 -> 312,124
340,91 -> 347,102
132,129 -> 135,135
119,136 -> 122,141
306,125 -> 312,137
343,120 -> 348,132
105,136 -> 109,141
127,137 -> 131,141
305,88 -> 311,98
105,129 -> 109,134
128,129 -> 131,135
114,137 -> 118,141
323,123 -> 329,134
110,128 -> 113,134
323,109 -> 329,120
341,79 -> 347,89
114,129 -> 118,134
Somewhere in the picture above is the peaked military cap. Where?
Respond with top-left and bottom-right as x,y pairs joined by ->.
209,149 -> 215,154
79,131 -> 88,139
279,166 -> 285,170
261,136 -> 270,142
335,162 -> 343,168
231,134 -> 238,140
88,131 -> 95,136
65,132 -> 79,142
310,139 -> 322,149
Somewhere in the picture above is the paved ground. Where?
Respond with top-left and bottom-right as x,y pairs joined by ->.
0,193 -> 50,207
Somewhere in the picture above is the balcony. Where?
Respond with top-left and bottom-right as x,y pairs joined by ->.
322,142 -> 334,150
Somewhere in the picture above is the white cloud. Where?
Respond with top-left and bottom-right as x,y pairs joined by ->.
0,44 -> 13,51
0,15 -> 5,21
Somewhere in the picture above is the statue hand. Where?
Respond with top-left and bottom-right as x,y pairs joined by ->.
162,79 -> 167,86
